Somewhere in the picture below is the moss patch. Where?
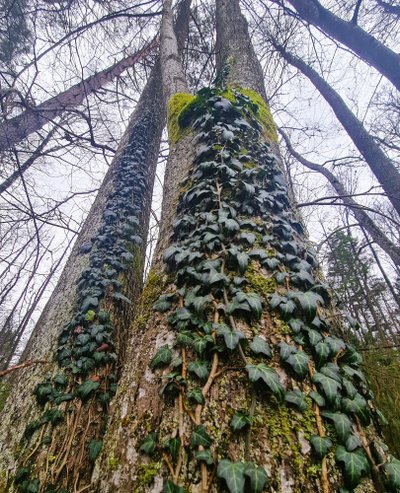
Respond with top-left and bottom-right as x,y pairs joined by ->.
134,462 -> 161,492
245,261 -> 277,298
167,93 -> 195,145
236,87 -> 278,144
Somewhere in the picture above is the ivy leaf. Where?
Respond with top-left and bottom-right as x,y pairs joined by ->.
88,440 -> 103,461
314,342 -> 331,368
313,372 -> 341,405
342,394 -> 369,424
246,364 -> 284,401
310,436 -> 333,458
176,331 -> 194,346
231,411 -> 252,431
249,336 -> 272,357
285,389 -> 308,411
307,329 -> 323,346
188,360 -> 209,380
195,449 -> 214,465
216,325 -> 245,350
154,295 -> 173,312
190,425 -> 212,447
192,335 -> 213,356
340,347 -> 363,366
244,463 -> 268,493
385,456 -> 400,489
217,460 -> 246,493
321,411 -> 353,443
286,351 -> 310,379
291,291 -> 324,319
278,342 -> 296,361
325,336 -> 346,355
75,380 -> 100,400
309,391 -> 326,407
279,300 -> 297,318
140,432 -> 158,455
228,292 -> 262,319
236,251 -> 250,273
320,363 -> 342,384
240,232 -> 256,245
150,345 -> 172,370
342,379 -> 358,399
335,445 -> 369,487
163,480 -> 185,493
345,434 -> 362,452
187,388 -> 205,404
165,437 -> 181,462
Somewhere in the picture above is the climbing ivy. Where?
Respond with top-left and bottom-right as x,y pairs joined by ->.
15,111 -> 157,491
141,82 -> 399,493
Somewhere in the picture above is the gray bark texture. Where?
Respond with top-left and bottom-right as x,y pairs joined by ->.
274,43 -> 400,219
285,0 -> 400,92
215,0 -> 267,100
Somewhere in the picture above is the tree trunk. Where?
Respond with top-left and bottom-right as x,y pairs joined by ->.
284,0 -> 400,92
0,55 -> 165,493
92,2 -> 396,493
273,43 -> 400,218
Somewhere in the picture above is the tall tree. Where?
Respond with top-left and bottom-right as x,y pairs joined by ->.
1,2 -> 400,493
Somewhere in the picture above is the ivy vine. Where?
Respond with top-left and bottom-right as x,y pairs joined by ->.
142,82 -> 400,493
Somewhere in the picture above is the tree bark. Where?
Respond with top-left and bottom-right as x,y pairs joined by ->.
279,129 -> 400,266
284,0 -> 400,92
274,43 -> 400,218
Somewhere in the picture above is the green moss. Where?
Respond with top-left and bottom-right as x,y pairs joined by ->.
236,87 -> 278,144
245,261 -> 277,298
108,454 -> 119,470
134,462 -> 161,492
167,93 -> 195,145
220,88 -> 237,104
136,269 -> 169,330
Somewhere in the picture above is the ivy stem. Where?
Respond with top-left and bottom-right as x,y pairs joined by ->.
244,386 -> 257,461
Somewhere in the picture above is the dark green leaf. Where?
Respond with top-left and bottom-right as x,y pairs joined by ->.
335,445 -> 369,487
313,372 -> 341,405
165,437 -> 181,462
154,295 -> 173,312
249,336 -> 272,358
246,364 -> 284,401
88,440 -> 103,461
188,361 -> 209,380
237,252 -> 250,273
150,345 -> 173,370
314,342 -> 331,368
385,456 -> 400,489
217,460 -> 246,493
217,325 -> 245,350
195,449 -> 214,465
75,380 -> 100,400
345,434 -> 362,452
291,291 -> 324,319
140,432 -> 157,455
163,480 -> 185,493
285,389 -> 307,411
321,412 -> 353,443
320,363 -> 342,383
307,329 -> 323,346
244,463 -> 268,493
286,351 -> 310,379
310,435 -> 333,458
278,342 -> 296,361
176,331 -> 194,346
187,388 -> 205,404
309,391 -> 326,407
231,411 -> 252,431
190,425 -> 212,447
340,347 -> 362,366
